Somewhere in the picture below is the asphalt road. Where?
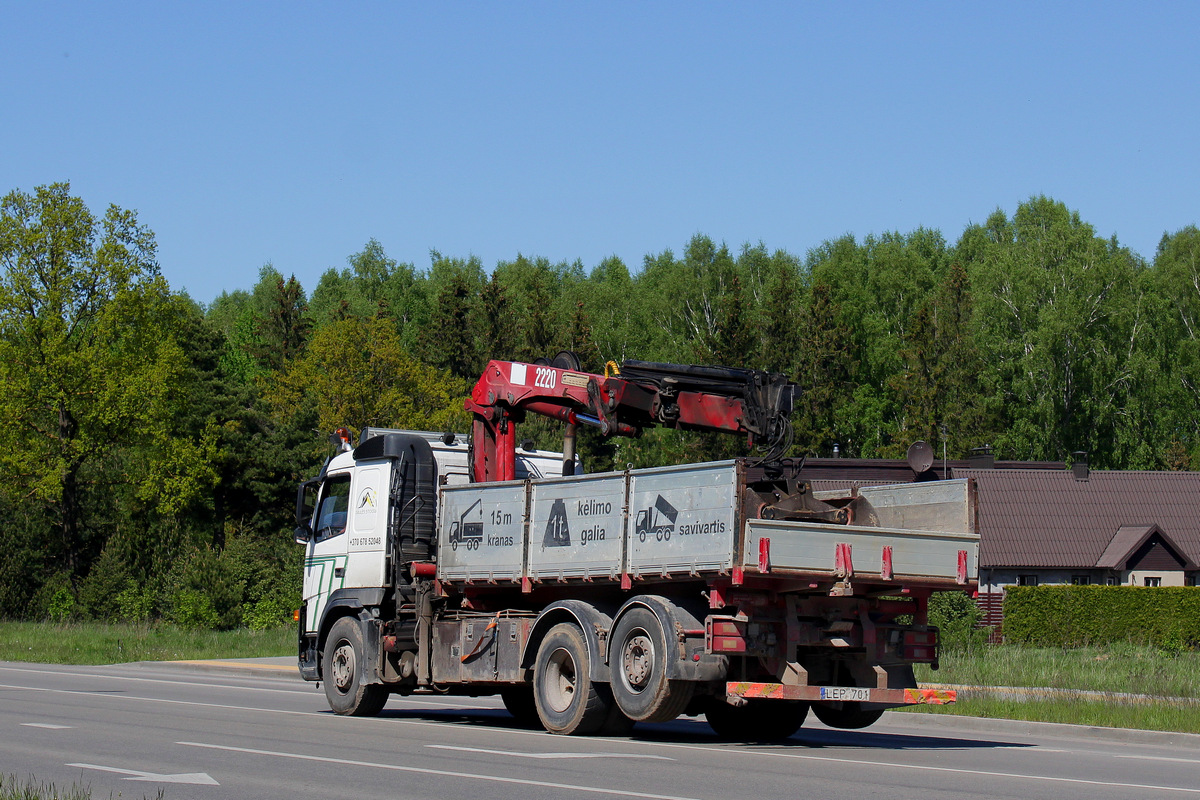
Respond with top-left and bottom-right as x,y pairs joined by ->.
1,659 -> 1198,800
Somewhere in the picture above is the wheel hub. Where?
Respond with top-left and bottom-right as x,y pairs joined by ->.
622,633 -> 653,690
331,643 -> 355,692
545,647 -> 578,713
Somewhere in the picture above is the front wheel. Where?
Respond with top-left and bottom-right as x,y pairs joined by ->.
533,623 -> 616,735
322,617 -> 388,716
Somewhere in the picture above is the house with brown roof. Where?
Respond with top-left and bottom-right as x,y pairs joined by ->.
796,452 -> 1200,631
957,462 -> 1200,628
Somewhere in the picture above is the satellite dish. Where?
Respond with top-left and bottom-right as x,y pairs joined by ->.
907,440 -> 935,474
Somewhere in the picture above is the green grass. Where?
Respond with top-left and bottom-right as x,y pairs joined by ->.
917,642 -> 1200,698
898,696 -> 1200,734
907,642 -> 1200,733
0,621 -> 293,665
0,773 -> 163,800
0,774 -> 89,800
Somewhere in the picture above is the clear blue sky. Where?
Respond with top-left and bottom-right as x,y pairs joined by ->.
4,2 -> 1197,305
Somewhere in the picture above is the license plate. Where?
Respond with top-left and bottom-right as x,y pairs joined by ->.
819,686 -> 870,702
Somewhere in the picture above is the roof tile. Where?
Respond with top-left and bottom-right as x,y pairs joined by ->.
956,469 -> 1200,568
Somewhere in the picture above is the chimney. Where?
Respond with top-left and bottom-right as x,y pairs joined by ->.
832,444 -> 840,459
1072,452 -> 1089,481
969,445 -> 994,469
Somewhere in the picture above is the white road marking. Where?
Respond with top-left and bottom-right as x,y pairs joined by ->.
177,741 -> 697,800
6,680 -> 1196,795
427,744 -> 673,760
636,739 -> 1200,795
1115,754 -> 1200,764
1005,745 -> 1195,763
0,665 -> 315,697
0,682 -> 321,718
22,723 -> 73,729
0,681 -> 466,718
68,763 -> 218,785
0,665 -> 479,708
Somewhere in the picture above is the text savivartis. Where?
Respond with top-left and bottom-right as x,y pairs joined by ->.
677,519 -> 726,535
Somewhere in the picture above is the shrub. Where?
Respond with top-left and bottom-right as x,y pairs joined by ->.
1003,586 -> 1200,649
115,581 -> 156,624
928,590 -> 990,651
170,588 -> 220,630
77,539 -> 134,621
47,587 -> 76,624
30,573 -> 76,623
165,546 -> 245,630
223,523 -> 300,630
242,596 -> 293,630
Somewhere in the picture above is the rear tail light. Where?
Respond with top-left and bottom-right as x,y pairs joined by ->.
706,617 -> 748,654
900,629 -> 938,661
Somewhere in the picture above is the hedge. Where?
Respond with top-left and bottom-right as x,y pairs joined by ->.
1003,586 -> 1200,649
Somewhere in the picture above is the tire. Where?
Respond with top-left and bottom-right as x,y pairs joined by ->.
705,699 -> 809,741
597,703 -> 636,737
609,607 -> 694,723
533,623 -> 615,735
500,686 -> 539,727
322,617 -> 388,716
811,703 -> 885,730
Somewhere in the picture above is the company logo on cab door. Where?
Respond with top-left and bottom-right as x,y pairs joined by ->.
357,487 -> 377,511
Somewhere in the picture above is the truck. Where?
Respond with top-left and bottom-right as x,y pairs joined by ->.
294,355 -> 977,738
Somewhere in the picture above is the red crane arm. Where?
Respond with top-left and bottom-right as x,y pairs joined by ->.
466,358 -> 796,483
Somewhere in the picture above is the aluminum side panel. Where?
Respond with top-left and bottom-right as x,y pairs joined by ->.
854,479 -> 976,534
527,472 -> 626,581
627,461 -> 739,576
743,518 -> 979,581
437,483 -> 526,582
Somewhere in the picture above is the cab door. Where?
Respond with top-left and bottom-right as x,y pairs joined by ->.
302,471 -> 351,634
342,464 -> 389,588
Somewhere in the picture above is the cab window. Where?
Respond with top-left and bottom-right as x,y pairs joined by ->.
315,474 -> 352,541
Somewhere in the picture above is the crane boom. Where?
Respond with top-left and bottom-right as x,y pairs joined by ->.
466,357 -> 796,482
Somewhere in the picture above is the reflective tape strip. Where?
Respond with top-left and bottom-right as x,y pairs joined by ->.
726,683 -> 959,705
904,687 -> 957,705
728,682 -> 788,699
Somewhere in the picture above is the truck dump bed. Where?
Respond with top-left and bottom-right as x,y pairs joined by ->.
436,460 -> 978,590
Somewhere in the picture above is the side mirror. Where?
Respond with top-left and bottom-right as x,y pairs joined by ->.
296,478 -> 320,542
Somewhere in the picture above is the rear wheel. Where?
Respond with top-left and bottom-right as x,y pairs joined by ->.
705,699 -> 809,741
811,663 -> 887,729
500,686 -> 539,727
811,703 -> 885,729
533,623 -> 615,735
609,608 -> 693,723
322,617 -> 388,716
597,703 -> 636,736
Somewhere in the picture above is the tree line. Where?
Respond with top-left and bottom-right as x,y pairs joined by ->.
2,182 -> 1198,625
